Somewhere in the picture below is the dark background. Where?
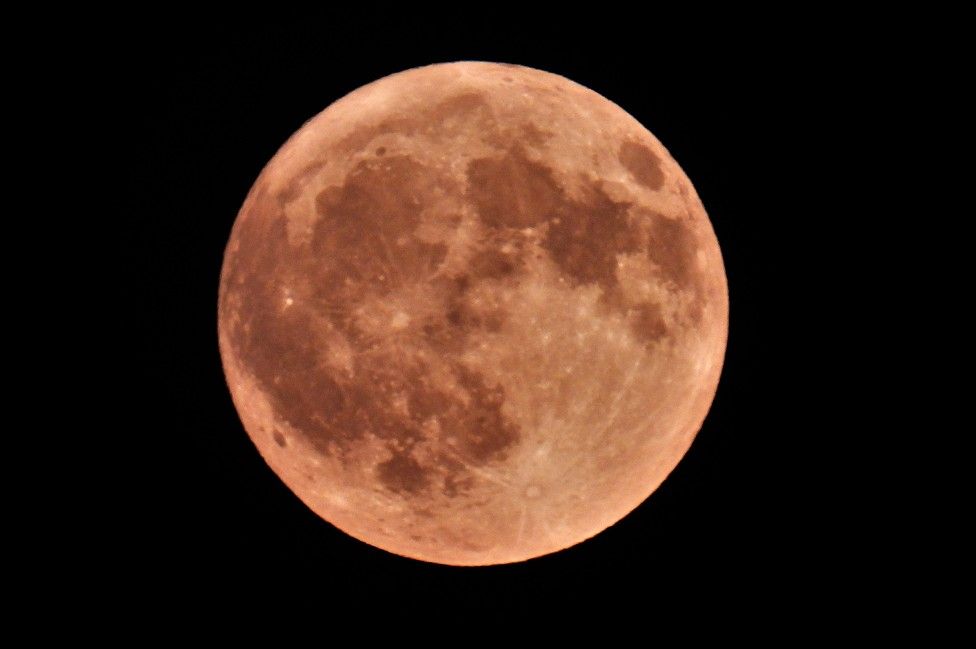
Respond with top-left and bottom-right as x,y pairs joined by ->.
115,17 -> 835,615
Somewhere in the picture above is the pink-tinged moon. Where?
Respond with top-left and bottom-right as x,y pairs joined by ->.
218,62 -> 728,565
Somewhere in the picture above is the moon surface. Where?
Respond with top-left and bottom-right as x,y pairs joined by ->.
218,62 -> 728,565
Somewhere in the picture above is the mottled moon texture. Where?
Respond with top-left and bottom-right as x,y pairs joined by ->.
218,62 -> 728,565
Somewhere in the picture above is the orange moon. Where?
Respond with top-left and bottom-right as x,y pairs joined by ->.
218,62 -> 728,565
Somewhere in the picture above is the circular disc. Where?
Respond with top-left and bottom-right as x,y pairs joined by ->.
218,62 -> 728,565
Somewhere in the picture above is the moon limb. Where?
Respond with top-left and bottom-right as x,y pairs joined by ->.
218,62 -> 728,565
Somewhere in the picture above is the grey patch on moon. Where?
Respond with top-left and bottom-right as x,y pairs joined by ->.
619,141 -> 665,191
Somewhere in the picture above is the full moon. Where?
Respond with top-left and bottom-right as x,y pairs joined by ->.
218,62 -> 728,565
